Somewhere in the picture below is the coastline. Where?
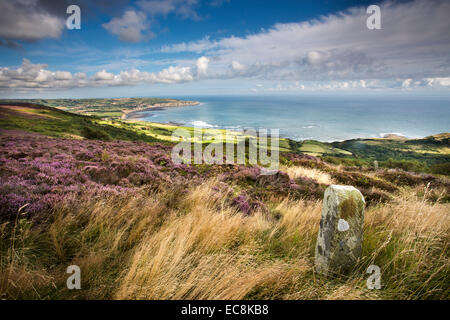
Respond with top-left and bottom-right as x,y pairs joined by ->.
117,99 -> 448,143
122,100 -> 200,120
126,114 -> 447,143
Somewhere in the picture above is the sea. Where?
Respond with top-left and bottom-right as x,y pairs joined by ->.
132,93 -> 450,142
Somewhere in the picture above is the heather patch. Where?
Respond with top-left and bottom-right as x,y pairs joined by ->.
0,130 -> 315,220
0,130 -> 198,220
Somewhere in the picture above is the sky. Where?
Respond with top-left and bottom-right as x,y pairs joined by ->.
0,0 -> 450,98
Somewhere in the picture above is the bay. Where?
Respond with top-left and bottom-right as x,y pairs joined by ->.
133,93 -> 450,142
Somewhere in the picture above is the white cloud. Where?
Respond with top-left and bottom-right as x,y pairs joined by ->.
90,65 -> 195,86
402,78 -> 412,89
155,65 -> 194,83
160,0 -> 450,82
359,80 -> 366,88
306,51 -> 323,65
2,58 -> 450,93
231,61 -> 245,71
196,56 -> 209,76
161,37 -> 219,53
398,77 -> 450,89
103,10 -> 151,43
104,0 -> 229,43
0,58 -> 198,91
0,0 -> 65,41
93,70 -> 116,81
55,71 -> 73,81
424,77 -> 450,88
0,59 -> 88,90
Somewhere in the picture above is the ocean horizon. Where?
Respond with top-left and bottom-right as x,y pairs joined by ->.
132,94 -> 450,142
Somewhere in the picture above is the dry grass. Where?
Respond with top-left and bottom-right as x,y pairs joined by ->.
362,187 -> 450,299
1,179 -> 448,300
115,181 -> 283,299
280,164 -> 335,185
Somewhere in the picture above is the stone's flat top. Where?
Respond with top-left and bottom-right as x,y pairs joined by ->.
327,185 -> 366,205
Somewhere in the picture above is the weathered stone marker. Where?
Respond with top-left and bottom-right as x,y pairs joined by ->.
315,185 -> 365,276
373,160 -> 379,170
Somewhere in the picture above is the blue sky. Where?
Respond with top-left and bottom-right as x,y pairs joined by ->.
0,0 -> 449,98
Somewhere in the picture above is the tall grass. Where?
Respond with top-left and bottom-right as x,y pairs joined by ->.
0,180 -> 448,299
280,164 -> 335,185
362,187 -> 450,299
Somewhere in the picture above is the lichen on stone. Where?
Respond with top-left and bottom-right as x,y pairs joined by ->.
340,196 -> 357,219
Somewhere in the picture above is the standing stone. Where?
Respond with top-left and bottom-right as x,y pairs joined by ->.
315,185 -> 366,276
374,160 -> 379,170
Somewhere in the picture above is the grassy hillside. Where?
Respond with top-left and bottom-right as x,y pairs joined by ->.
0,102 -> 449,300
0,102 -> 160,143
330,135 -> 450,168
284,134 -> 450,175
0,102 -> 293,151
1,98 -> 177,119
